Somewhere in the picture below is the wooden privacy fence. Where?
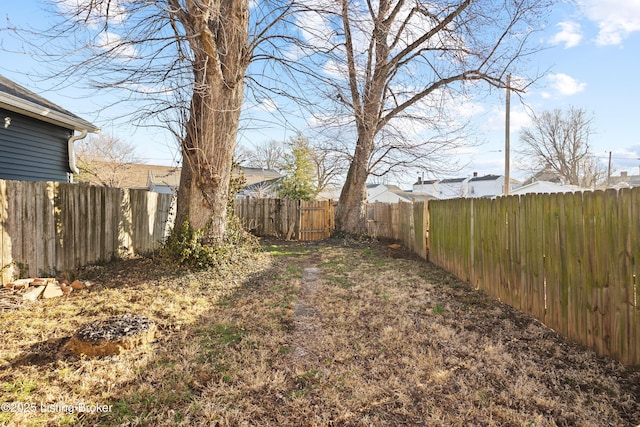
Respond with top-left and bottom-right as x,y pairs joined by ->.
234,198 -> 334,241
366,201 -> 429,259
429,188 -> 640,366
234,199 -> 429,255
0,179 -> 175,284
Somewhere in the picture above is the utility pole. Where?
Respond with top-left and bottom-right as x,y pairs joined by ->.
504,74 -> 511,196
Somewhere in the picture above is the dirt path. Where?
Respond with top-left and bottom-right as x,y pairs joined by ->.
290,266 -> 324,369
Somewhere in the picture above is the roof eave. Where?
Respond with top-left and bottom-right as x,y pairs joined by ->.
0,92 -> 100,133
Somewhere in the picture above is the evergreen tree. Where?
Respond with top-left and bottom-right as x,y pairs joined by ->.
277,135 -> 318,201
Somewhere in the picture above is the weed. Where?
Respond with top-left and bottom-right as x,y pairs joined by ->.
327,275 -> 353,289
372,259 -> 387,267
110,399 -> 136,420
296,368 -> 321,385
58,414 -> 79,425
2,379 -> 37,398
198,323 -> 243,351
262,244 -> 313,256
433,303 -> 445,315
286,265 -> 303,278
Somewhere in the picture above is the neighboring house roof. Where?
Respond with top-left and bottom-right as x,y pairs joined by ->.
239,166 -> 282,186
0,75 -> 99,133
237,177 -> 282,198
78,161 -> 180,189
78,162 -> 281,192
469,174 -> 501,182
316,186 -> 341,201
367,183 -> 414,203
147,168 -> 181,193
510,180 -> 585,195
384,184 -> 403,192
523,166 -> 563,185
440,177 -> 467,183
406,193 -> 438,202
413,178 -> 438,185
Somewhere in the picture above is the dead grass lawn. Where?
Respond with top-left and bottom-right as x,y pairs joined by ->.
1,238 -> 638,426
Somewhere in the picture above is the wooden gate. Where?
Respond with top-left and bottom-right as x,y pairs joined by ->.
299,200 -> 335,240
234,199 -> 335,241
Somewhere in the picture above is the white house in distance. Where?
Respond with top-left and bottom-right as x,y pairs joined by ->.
510,180 -> 585,195
467,173 -> 522,197
413,173 -> 520,199
412,177 -> 440,198
367,183 -> 437,203
366,183 -> 413,203
438,177 -> 469,198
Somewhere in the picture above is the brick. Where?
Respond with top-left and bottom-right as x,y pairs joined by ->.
71,280 -> 86,290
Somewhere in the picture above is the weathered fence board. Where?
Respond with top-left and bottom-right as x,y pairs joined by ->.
235,198 -> 298,239
366,202 -> 399,239
0,180 -> 175,283
429,188 -> 640,365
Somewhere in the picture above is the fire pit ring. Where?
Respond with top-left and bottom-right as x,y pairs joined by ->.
65,314 -> 156,357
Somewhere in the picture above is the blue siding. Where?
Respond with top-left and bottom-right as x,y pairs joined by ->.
0,107 -> 72,182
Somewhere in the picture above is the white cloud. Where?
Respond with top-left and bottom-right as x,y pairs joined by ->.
579,0 -> 640,46
96,32 -> 137,59
58,0 -> 128,28
549,21 -> 583,48
483,106 -> 531,132
295,3 -> 338,51
257,98 -> 279,113
543,73 -> 586,97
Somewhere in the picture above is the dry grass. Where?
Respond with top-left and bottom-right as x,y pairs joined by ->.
1,239 -> 638,426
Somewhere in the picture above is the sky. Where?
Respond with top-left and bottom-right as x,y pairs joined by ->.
2,0 -> 640,188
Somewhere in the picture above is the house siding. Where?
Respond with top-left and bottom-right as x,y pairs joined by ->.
0,108 -> 72,182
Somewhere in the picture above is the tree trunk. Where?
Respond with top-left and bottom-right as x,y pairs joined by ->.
334,133 -> 375,235
173,0 -> 249,243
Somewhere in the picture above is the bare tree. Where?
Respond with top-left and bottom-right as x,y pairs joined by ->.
7,0 -> 293,243
283,0 -> 554,234
310,142 -> 347,194
242,139 -> 286,170
519,107 -> 600,187
75,133 -> 142,186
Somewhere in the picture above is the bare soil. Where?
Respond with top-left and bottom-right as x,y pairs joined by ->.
1,238 -> 638,426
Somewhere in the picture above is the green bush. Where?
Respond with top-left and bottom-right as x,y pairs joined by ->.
162,217 -> 259,270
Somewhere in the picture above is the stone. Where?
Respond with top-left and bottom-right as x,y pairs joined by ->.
42,283 -> 64,299
65,314 -> 157,357
22,286 -> 45,301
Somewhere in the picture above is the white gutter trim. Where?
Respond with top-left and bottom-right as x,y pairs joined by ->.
68,129 -> 89,174
0,92 -> 99,133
